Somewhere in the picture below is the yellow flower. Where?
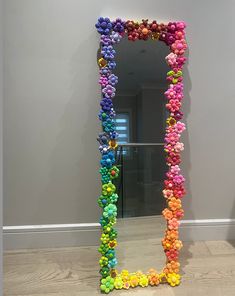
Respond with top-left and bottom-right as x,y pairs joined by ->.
108,239 -> 117,249
166,273 -> 181,287
129,274 -> 139,287
139,275 -> 149,287
109,140 -> 118,150
121,269 -> 130,281
166,117 -> 176,126
98,58 -> 107,68
123,281 -> 130,289
114,276 -> 123,290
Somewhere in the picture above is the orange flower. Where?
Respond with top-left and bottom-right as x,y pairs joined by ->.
164,261 -> 180,274
162,238 -> 172,250
162,208 -> 173,220
165,230 -> 179,241
168,197 -> 181,211
173,239 -> 183,250
147,269 -> 160,286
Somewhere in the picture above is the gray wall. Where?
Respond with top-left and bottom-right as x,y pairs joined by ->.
3,0 -> 235,226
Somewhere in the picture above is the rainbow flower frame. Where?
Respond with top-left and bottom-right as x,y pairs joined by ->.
95,17 -> 187,293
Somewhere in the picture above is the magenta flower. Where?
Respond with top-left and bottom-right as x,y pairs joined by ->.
99,76 -> 109,87
173,174 -> 185,185
170,165 -> 181,175
166,99 -> 181,112
171,39 -> 187,55
165,132 -> 180,145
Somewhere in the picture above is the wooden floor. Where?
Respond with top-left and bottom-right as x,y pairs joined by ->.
3,217 -> 235,296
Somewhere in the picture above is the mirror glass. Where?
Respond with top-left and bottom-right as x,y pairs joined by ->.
112,36 -> 170,272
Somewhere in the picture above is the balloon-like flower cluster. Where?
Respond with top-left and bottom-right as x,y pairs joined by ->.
96,17 -> 187,293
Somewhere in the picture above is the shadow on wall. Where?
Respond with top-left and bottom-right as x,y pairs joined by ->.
227,198 -> 235,246
42,30 -> 101,225
180,46 -> 194,275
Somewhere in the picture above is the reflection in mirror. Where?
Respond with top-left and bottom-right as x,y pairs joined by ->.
112,36 -> 170,272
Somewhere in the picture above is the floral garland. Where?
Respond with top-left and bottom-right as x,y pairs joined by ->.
95,17 -> 187,294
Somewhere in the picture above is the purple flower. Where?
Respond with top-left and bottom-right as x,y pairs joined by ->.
166,33 -> 176,45
112,18 -> 125,33
108,74 -> 118,86
99,67 -> 111,76
100,35 -> 112,46
95,17 -> 112,35
100,98 -> 113,112
110,31 -> 122,44
99,76 -> 109,88
172,110 -> 183,120
101,45 -> 116,60
102,85 -> 116,99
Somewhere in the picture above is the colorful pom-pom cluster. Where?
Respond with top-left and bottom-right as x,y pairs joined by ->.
96,17 -> 187,293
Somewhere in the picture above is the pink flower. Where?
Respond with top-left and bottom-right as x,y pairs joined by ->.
175,30 -> 185,40
175,122 -> 186,133
174,209 -> 184,219
164,180 -> 174,189
173,174 -> 185,185
167,153 -> 181,166
163,189 -> 174,199
168,218 -> 180,230
176,21 -> 186,30
165,86 -> 176,99
171,39 -> 187,55
174,142 -> 184,152
173,186 -> 186,198
165,132 -> 180,145
164,143 -> 174,153
166,249 -> 179,261
166,53 -> 177,67
166,99 -> 181,112
170,165 -> 181,175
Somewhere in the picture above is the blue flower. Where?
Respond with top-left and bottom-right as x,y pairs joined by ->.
97,132 -> 110,145
99,67 -> 111,76
95,17 -> 112,35
101,45 -> 116,60
108,74 -> 118,86
100,97 -> 113,112
100,151 -> 115,168
108,258 -> 118,268
110,31 -> 122,44
108,60 -> 116,69
110,131 -> 119,140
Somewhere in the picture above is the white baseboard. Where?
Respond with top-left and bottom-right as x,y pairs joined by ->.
3,223 -> 101,250
3,219 -> 235,250
180,219 -> 235,241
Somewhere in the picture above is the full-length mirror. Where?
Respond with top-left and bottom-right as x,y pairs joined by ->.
96,17 -> 187,293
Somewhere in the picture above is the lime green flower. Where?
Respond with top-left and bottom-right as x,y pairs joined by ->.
102,182 -> 116,196
99,256 -> 109,267
100,276 -> 115,293
100,233 -> 110,244
109,193 -> 118,203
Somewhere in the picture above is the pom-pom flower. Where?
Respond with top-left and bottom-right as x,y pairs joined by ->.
100,152 -> 115,168
101,45 -> 116,60
166,273 -> 181,287
102,182 -> 116,196
112,18 -> 126,33
95,17 -> 113,35
103,204 -> 117,219
100,276 -> 115,293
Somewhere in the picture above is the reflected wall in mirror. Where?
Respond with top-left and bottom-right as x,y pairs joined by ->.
96,17 -> 187,294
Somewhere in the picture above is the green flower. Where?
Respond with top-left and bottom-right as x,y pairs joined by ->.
99,266 -> 110,278
100,167 -> 111,184
109,228 -> 117,240
109,193 -> 118,203
103,204 -> 117,219
98,243 -> 109,255
109,166 -> 119,179
98,195 -> 110,208
100,276 -> 115,293
102,182 -> 116,196
99,256 -> 109,267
